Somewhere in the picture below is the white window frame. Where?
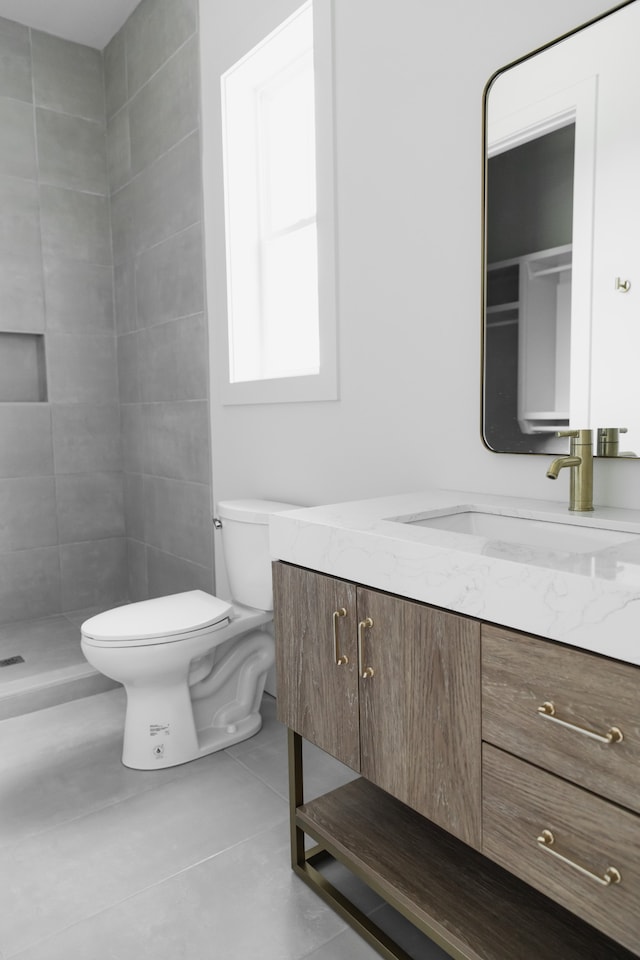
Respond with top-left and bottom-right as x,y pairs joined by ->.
200,0 -> 339,406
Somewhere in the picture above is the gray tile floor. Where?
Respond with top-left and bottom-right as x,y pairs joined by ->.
0,614 -> 86,679
0,605 -> 118,680
0,608 -> 120,720
0,687 -> 450,959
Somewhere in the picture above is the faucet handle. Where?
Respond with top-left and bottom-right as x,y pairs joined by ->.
556,428 -> 592,443
597,427 -> 627,436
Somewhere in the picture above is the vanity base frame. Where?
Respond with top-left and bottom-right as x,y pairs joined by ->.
287,729 -> 635,960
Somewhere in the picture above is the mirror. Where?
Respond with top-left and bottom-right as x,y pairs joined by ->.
482,0 -> 640,457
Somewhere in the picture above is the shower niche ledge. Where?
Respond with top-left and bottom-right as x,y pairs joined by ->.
0,332 -> 47,403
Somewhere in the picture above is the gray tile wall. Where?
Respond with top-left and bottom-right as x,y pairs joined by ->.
0,1 -> 213,624
0,17 -> 127,623
105,0 -> 214,601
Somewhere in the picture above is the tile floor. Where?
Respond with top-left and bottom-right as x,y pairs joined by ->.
0,610 -> 119,721
0,688 -> 450,960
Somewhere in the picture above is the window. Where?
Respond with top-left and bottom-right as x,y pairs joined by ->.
212,0 -> 337,404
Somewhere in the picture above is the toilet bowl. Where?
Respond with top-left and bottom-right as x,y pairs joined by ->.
81,499 -> 297,769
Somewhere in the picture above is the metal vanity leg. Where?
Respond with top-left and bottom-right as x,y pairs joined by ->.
287,728 -> 306,868
286,727 -> 414,960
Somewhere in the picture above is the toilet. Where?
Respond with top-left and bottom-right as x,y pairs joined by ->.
80,499 -> 297,770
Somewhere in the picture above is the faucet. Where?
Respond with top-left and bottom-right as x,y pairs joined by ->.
546,429 -> 594,511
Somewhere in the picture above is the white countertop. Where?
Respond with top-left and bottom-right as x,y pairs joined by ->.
269,489 -> 640,667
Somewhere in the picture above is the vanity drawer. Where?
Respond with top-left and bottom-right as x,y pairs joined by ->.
483,744 -> 640,954
482,624 -> 640,813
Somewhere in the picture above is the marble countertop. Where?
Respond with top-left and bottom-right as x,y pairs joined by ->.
269,489 -> 640,667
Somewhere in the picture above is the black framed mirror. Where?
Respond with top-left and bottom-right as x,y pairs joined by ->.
482,0 -> 640,458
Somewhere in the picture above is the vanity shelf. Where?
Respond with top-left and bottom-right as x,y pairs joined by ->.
292,765 -> 632,960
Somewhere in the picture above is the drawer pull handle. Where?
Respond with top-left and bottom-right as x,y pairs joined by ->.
358,617 -> 374,679
537,702 -> 623,744
536,829 -> 622,886
332,608 -> 348,665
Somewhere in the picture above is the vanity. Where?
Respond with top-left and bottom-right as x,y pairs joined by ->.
270,490 -> 640,960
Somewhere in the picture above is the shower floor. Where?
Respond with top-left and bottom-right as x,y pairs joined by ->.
0,608 -> 120,721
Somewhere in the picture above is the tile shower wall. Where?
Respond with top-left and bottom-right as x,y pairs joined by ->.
105,0 -> 215,601
0,17 -> 126,623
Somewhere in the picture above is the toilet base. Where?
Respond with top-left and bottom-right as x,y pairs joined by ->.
120,621 -> 274,770
122,710 -> 263,770
193,711 -> 263,759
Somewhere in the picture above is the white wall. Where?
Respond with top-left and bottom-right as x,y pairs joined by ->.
206,0 -> 638,514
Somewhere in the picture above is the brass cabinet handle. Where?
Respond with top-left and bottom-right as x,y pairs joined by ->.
332,608 -> 348,665
537,702 -> 623,744
536,829 -> 622,887
358,617 -> 374,678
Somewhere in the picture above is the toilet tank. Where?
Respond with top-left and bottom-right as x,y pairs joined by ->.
217,499 -> 299,610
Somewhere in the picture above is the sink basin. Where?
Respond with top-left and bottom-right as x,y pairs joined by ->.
401,509 -> 637,555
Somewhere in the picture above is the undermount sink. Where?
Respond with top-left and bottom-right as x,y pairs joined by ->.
398,509 -> 638,555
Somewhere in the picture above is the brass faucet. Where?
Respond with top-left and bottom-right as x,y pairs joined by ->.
546,429 -> 594,511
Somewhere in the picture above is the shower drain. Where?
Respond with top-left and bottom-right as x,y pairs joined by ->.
0,655 -> 25,667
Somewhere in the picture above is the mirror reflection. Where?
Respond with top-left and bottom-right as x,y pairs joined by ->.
482,0 -> 640,458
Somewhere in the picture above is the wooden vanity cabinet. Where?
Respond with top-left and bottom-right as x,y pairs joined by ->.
273,561 -> 482,847
274,560 -> 638,960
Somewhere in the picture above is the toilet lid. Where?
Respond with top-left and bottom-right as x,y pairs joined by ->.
81,591 -> 232,643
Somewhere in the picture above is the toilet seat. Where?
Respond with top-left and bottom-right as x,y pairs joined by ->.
81,590 -> 232,647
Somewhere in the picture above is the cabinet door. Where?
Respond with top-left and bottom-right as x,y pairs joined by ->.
357,588 -> 482,848
273,562 -> 360,770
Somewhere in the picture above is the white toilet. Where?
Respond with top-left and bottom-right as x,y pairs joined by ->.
81,499 -> 296,770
